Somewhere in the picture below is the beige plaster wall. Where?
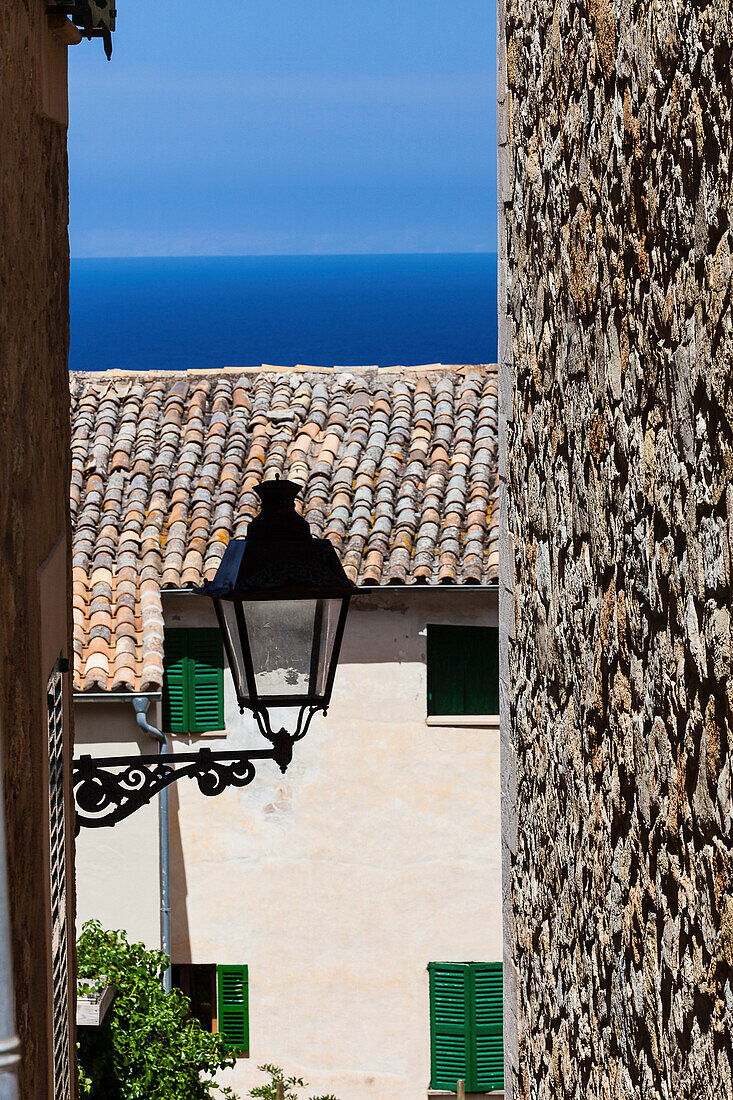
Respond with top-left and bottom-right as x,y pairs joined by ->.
74,700 -> 162,950
165,589 -> 501,1100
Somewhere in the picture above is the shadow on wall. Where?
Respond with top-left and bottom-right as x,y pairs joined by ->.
168,779 -> 191,964
334,589 -> 495,666
74,703 -> 158,751
338,620 -> 424,666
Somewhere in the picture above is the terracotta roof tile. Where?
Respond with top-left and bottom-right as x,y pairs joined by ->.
70,366 -> 499,692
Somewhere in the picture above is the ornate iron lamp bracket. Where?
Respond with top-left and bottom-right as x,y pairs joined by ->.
72,705 -> 325,830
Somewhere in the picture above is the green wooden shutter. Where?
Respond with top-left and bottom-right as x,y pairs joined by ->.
426,626 -> 499,716
427,628 -> 463,716
163,630 -> 189,732
188,629 -> 224,733
429,963 -> 504,1092
163,629 -> 224,733
429,963 -> 471,1090
471,963 -> 503,1092
217,964 -> 249,1052
464,629 -> 499,716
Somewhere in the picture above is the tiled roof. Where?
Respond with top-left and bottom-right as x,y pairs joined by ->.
70,366 -> 499,692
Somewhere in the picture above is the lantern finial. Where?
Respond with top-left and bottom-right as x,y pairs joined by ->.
249,478 -> 309,542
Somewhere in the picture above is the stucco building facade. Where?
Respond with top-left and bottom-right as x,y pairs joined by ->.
71,365 -> 505,1099
498,0 -> 733,1097
77,588 -> 503,1099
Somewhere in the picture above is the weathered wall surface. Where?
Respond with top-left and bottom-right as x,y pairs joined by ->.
0,2 -> 74,1096
500,0 -> 733,1097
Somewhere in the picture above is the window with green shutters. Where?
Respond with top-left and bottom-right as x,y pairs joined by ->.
426,625 -> 499,716
428,962 -> 503,1093
163,629 -> 224,734
172,963 -> 249,1056
216,965 -> 249,1053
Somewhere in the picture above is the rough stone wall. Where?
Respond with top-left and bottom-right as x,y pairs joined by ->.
500,0 -> 733,1097
0,2 -> 74,1096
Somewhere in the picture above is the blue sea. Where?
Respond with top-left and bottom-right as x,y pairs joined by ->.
69,254 -> 497,372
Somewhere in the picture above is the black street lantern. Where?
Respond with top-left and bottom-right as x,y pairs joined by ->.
73,479 -> 355,829
201,478 -> 355,771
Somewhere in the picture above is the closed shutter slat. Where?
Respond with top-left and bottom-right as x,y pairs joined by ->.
217,964 -> 249,1052
427,627 -> 462,715
429,963 -> 470,1091
471,963 -> 504,1092
189,629 -> 224,732
163,630 -> 189,732
463,629 -> 499,714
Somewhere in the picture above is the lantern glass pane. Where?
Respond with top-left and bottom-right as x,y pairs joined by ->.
312,597 -> 342,695
218,600 -> 248,702
242,598 -> 342,701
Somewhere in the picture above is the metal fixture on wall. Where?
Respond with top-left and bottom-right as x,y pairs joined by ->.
46,1 -> 116,58
73,479 -> 355,829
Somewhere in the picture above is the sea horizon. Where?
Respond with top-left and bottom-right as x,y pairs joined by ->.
72,249 -> 494,259
70,252 -> 498,373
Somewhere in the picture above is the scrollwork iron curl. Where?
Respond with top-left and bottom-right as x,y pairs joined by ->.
192,751 -> 257,798
73,746 -> 281,830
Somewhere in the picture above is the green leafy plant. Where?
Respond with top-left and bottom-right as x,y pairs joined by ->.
248,1064 -> 339,1100
77,920 -> 238,1100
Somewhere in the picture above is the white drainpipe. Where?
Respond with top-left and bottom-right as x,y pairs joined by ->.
0,723 -> 20,1099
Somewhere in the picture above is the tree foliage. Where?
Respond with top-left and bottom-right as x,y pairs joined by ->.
77,920 -> 237,1100
248,1064 -> 338,1100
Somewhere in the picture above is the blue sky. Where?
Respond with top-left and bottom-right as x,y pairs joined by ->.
68,1 -> 496,257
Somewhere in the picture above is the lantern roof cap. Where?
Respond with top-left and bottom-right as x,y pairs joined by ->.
200,480 -> 355,600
